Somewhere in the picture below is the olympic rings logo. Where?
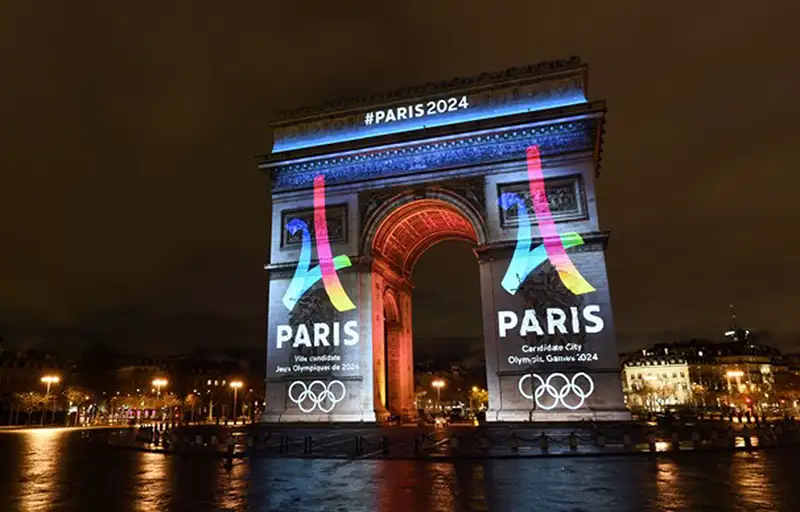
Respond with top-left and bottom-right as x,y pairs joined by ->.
288,380 -> 346,413
518,372 -> 594,411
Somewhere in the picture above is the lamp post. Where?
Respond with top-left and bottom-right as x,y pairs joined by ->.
725,370 -> 747,413
230,381 -> 243,424
152,378 -> 168,398
152,378 -> 168,422
84,394 -> 91,426
726,370 -> 744,383
432,380 -> 445,411
40,375 -> 60,426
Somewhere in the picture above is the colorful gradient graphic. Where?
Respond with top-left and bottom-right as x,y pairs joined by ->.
499,145 -> 596,296
282,175 -> 356,312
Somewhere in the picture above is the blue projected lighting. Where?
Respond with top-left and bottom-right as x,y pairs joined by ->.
272,91 -> 587,153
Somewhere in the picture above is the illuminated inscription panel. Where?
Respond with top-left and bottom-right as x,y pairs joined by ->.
272,76 -> 586,153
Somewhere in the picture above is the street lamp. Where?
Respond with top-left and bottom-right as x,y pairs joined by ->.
725,370 -> 744,396
230,381 -> 243,424
432,380 -> 445,410
152,378 -> 168,397
470,386 -> 479,412
41,375 -> 60,426
152,378 -> 168,422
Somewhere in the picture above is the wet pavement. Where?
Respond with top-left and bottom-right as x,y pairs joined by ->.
1,427 -> 799,511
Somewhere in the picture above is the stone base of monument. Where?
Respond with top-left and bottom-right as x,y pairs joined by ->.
485,371 -> 631,423
489,407 -> 632,423
260,411 -> 378,423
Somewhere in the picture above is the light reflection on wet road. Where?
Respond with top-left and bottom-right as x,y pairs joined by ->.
0,428 -> 798,511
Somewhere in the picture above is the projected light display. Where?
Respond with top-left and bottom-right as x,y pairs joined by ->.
263,61 -> 632,423
288,380 -> 346,413
518,372 -> 595,410
275,145 -> 606,387
499,145 -> 595,296
272,86 -> 587,153
271,174 -> 361,391
494,144 -> 610,396
283,175 -> 356,313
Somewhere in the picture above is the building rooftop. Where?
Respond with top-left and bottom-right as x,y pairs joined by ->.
622,338 -> 785,366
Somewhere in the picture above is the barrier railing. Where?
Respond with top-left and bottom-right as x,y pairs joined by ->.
94,419 -> 800,460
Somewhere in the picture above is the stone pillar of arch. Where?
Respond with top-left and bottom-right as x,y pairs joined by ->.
382,287 -> 414,420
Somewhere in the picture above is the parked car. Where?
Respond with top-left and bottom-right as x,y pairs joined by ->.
433,414 -> 449,428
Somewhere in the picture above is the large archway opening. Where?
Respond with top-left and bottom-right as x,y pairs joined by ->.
369,197 -> 485,422
412,240 -> 486,421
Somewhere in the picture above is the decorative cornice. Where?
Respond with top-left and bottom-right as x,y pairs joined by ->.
266,230 -> 610,276
273,57 -> 584,124
264,263 -> 298,279
270,118 -> 598,192
266,256 -> 373,278
266,375 -> 363,384
474,231 -> 610,262
371,256 -> 413,293
594,113 -> 606,177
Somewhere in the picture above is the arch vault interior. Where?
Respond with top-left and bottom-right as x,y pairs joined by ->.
369,197 -> 480,420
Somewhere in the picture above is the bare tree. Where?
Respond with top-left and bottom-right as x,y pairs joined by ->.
184,394 -> 199,423
64,386 -> 92,426
16,392 -> 45,425
625,381 -> 677,413
469,387 -> 489,410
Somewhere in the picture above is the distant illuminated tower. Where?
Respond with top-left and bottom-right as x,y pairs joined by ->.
724,304 -> 751,342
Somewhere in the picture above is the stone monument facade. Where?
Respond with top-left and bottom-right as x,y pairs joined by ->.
259,57 -> 631,423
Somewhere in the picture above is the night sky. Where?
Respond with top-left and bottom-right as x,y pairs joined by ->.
2,2 -> 799,356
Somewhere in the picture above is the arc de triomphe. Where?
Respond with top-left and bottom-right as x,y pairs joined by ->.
258,57 -> 630,423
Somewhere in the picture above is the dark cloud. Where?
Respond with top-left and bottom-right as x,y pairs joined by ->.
1,1 -> 799,354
